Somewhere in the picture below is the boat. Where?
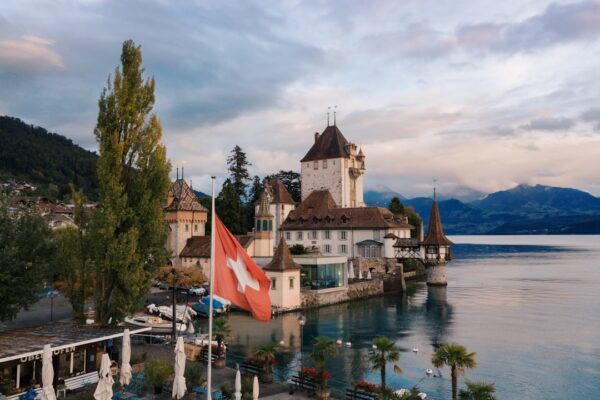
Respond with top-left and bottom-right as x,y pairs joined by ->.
146,304 -> 194,322
426,368 -> 433,375
199,296 -> 231,314
412,347 -> 419,353
191,301 -> 215,317
123,315 -> 187,333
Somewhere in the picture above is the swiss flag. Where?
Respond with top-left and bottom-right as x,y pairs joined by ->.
213,214 -> 272,321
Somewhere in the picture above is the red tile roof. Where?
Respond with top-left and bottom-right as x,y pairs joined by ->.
422,200 -> 453,246
263,239 -> 300,271
301,125 -> 351,162
267,178 -> 295,204
281,190 -> 413,230
166,179 -> 207,212
179,235 -> 253,258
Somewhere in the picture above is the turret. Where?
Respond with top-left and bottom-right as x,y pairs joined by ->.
421,188 -> 452,285
253,189 -> 274,257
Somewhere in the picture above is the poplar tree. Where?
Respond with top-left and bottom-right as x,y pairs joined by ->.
92,40 -> 170,324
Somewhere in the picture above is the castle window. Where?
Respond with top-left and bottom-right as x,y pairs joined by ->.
310,231 -> 318,240
314,161 -> 318,170
286,232 -> 291,240
262,220 -> 268,231
256,220 -> 261,231
323,244 -> 331,254
297,231 -> 303,240
324,231 -> 331,240
339,244 -> 348,254
185,224 -> 189,231
333,160 -> 335,165
339,231 -> 348,240
323,160 -> 327,169
268,220 -> 273,230
194,224 -> 198,232
271,278 -> 277,290
289,277 -> 294,289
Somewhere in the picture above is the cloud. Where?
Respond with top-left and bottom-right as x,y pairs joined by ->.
0,35 -> 65,70
520,116 -> 576,131
580,107 -> 600,131
363,1 -> 600,60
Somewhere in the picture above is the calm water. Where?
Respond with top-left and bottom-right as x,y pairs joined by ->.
200,235 -> 600,399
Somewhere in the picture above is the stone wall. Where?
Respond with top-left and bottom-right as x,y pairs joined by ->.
301,280 -> 383,309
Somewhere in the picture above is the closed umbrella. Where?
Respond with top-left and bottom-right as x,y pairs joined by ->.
172,336 -> 187,399
185,312 -> 195,335
348,261 -> 355,280
367,269 -> 372,280
94,354 -> 114,400
234,365 -> 242,400
252,375 -> 259,400
120,329 -> 132,387
359,269 -> 364,280
40,344 -> 56,400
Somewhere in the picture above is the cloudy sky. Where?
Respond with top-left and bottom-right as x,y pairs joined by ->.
1,0 -> 600,199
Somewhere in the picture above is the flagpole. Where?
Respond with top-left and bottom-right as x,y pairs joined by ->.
207,176 -> 216,400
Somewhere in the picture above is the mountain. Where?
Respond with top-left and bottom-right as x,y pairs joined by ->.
366,184 -> 600,234
0,116 -> 99,199
364,187 -> 404,207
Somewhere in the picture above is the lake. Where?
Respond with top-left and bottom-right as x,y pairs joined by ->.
199,235 -> 600,399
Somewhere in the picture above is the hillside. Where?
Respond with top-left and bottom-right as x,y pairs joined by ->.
0,116 -> 99,199
368,184 -> 600,235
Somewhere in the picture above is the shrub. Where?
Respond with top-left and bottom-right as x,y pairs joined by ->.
185,362 -> 205,387
144,358 -> 173,388
355,381 -> 378,393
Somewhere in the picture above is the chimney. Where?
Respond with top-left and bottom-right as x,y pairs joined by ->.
314,132 -> 320,143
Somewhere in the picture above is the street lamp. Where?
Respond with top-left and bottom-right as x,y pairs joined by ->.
47,292 -> 57,322
171,263 -> 177,344
297,314 -> 306,377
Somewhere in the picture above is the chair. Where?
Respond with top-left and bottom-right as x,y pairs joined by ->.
56,383 -> 67,399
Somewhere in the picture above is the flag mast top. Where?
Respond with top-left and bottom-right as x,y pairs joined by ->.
207,176 -> 216,400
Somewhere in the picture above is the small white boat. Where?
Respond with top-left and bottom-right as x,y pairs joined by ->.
345,342 -> 352,347
418,393 -> 427,399
412,347 -> 419,353
426,368 -> 433,375
147,304 -> 193,322
124,315 -> 187,333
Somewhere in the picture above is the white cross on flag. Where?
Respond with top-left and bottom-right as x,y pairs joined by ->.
213,215 -> 272,321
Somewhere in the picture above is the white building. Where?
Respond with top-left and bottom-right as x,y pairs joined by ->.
300,124 -> 365,208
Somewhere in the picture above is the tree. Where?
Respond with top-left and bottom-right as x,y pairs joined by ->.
92,40 -> 171,324
253,341 -> 282,381
369,336 -> 402,390
388,197 -> 405,215
458,381 -> 496,400
405,206 -> 422,239
212,317 -> 232,359
310,336 -> 339,390
217,179 -> 244,234
155,266 -> 207,288
53,191 -> 94,321
432,343 -> 477,400
0,202 -> 55,321
227,145 -> 251,200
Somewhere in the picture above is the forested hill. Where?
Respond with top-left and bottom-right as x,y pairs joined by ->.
0,116 -> 99,199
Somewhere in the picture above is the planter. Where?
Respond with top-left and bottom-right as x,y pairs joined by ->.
132,363 -> 145,373
213,358 -> 226,369
260,372 -> 273,383
316,388 -> 331,400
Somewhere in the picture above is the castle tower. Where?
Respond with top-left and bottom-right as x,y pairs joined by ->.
164,178 -> 208,265
263,238 -> 301,309
421,190 -> 453,286
300,124 -> 365,208
253,188 -> 274,257
256,178 -> 296,245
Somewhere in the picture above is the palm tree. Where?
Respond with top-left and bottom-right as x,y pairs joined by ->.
368,336 -> 402,390
309,336 -> 338,391
212,317 -> 231,359
432,343 -> 477,400
253,341 -> 282,382
458,381 -> 496,400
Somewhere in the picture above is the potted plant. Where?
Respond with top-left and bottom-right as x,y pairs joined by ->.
354,381 -> 378,393
212,317 -> 231,368
309,336 -> 338,400
144,358 -> 173,394
253,341 -> 282,383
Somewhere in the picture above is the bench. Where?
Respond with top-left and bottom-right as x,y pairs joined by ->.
64,372 -> 99,392
239,362 -> 262,377
346,388 -> 378,400
290,375 -> 316,394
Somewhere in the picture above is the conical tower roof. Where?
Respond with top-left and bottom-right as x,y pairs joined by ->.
422,200 -> 453,246
263,238 -> 300,271
301,125 -> 350,162
165,179 -> 207,212
256,189 -> 273,218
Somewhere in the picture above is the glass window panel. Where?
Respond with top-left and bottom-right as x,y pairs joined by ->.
73,350 -> 86,375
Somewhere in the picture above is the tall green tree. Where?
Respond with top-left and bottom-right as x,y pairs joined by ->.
405,206 -> 422,239
458,381 -> 496,400
227,145 -> 251,200
432,343 -> 477,400
0,202 -> 55,321
92,40 -> 171,324
388,197 -> 405,215
310,336 -> 338,390
53,190 -> 94,321
369,336 -> 402,390
265,170 -> 301,202
217,179 -> 244,234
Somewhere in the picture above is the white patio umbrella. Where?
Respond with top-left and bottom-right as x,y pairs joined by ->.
185,312 -> 195,335
367,269 -> 372,280
94,354 -> 114,400
172,336 -> 187,399
252,375 -> 259,400
358,269 -> 364,280
234,365 -> 242,400
40,344 -> 56,400
348,261 -> 355,280
120,329 -> 132,387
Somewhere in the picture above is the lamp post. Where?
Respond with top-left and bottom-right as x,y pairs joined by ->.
172,263 -> 177,344
297,314 -> 306,377
48,292 -> 56,322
